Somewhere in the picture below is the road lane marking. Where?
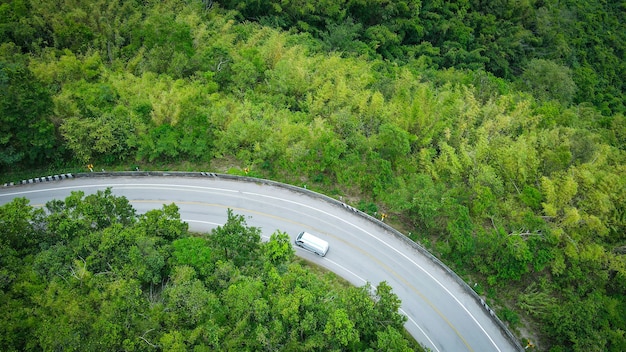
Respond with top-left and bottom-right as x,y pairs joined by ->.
324,257 -> 441,352
173,203 -> 441,351
242,190 -> 499,352
185,219 -> 222,226
400,308 -> 441,352
27,197 -> 446,351
0,183 -> 238,198
2,182 -> 498,351
133,199 -> 457,351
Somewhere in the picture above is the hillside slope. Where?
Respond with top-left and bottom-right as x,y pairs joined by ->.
1,1 -> 625,350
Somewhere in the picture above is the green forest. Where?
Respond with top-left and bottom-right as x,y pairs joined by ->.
1,190 -> 419,351
1,0 -> 625,350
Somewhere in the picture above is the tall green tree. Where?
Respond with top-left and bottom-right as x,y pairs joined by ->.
0,44 -> 58,170
211,208 -> 261,266
520,59 -> 577,105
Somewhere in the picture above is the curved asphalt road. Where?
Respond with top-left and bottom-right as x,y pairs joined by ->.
0,175 -> 521,352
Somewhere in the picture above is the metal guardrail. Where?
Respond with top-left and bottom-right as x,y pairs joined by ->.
3,170 -> 525,351
3,173 -> 74,187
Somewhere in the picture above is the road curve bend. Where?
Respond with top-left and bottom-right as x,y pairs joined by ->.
0,172 -> 523,352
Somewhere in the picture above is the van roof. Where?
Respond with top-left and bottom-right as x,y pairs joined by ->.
299,231 -> 329,251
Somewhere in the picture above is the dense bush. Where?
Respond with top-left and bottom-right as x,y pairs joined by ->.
1,0 -> 625,350
0,192 -> 418,351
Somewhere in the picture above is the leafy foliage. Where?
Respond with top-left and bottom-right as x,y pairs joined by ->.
1,0 -> 626,350
0,44 -> 59,171
0,192 -> 419,351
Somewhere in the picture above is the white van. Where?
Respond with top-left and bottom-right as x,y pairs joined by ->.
295,231 -> 329,257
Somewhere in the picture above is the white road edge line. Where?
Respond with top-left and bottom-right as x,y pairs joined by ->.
0,183 -> 238,198
184,219 -> 222,226
243,190 -> 501,352
323,257 -> 368,284
324,257 -> 440,352
400,308 -> 441,352
181,219 -> 441,350
1,182 -> 498,351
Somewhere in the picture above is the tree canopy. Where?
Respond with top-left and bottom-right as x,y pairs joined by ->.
0,191 -> 419,351
1,0 -> 625,350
